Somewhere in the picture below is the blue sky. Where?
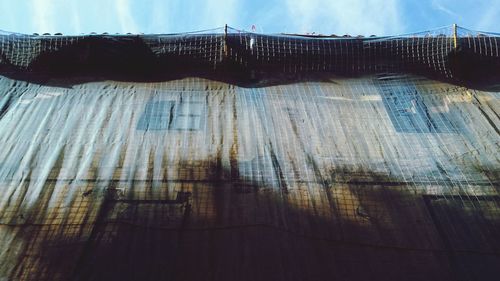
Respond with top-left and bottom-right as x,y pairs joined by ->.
0,0 -> 499,35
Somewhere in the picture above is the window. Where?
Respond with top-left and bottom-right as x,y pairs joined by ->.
137,99 -> 204,131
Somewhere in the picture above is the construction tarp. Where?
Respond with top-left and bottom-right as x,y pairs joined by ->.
0,26 -> 499,281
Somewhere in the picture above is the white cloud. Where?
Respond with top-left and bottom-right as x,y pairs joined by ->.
115,0 -> 139,33
198,0 -> 239,30
285,0 -> 403,35
150,0 -> 169,32
12,0 -> 496,36
0,2 -> 17,32
431,0 -> 460,18
476,1 -> 500,32
32,0 -> 55,33
70,1 -> 82,34
146,0 -> 239,33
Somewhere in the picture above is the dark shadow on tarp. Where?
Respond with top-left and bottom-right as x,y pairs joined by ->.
2,159 -> 500,281
0,34 -> 499,89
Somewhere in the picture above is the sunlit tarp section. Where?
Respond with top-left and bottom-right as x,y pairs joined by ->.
0,26 -> 499,281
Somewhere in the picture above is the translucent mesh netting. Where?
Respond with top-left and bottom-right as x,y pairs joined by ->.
0,25 -> 499,82
224,26 -> 458,77
0,26 -> 499,281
